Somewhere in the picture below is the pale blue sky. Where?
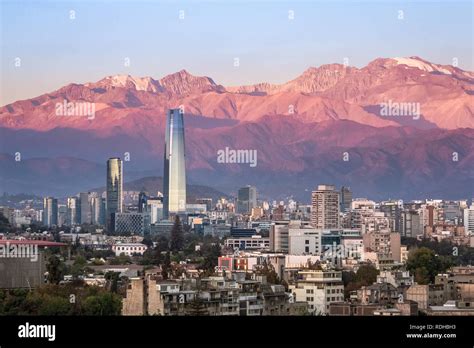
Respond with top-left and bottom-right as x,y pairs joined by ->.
1,0 -> 473,104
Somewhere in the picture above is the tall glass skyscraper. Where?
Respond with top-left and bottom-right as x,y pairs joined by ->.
237,185 -> 257,214
79,192 -> 91,224
43,197 -> 58,227
163,109 -> 187,219
66,196 -> 79,225
106,157 -> 123,231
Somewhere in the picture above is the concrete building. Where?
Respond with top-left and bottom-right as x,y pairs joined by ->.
288,223 -> 321,255
261,284 -> 305,315
379,200 -> 403,233
464,203 -> 474,234
311,185 -> 340,229
269,221 -> 290,253
435,266 -> 474,302
426,300 -> 474,316
289,269 -> 344,315
340,186 -> 352,213
363,229 -> 401,267
401,210 -> 423,238
376,270 -> 414,288
329,303 -> 379,316
358,283 -> 400,305
406,284 -> 445,311
122,277 -> 146,315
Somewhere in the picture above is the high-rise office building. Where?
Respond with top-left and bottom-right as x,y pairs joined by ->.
380,200 -> 403,233
237,185 -> 257,214
311,185 -> 340,229
340,186 -> 352,213
58,205 -> 67,227
43,197 -> 58,227
91,195 -> 106,226
66,196 -> 79,225
270,220 -> 290,253
107,157 -> 123,231
79,192 -> 91,224
114,212 -> 151,235
100,197 -> 107,226
464,203 -> 474,234
163,109 -> 187,219
401,210 -> 423,238
138,191 -> 148,213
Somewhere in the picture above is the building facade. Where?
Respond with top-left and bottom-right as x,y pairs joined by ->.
106,157 -> 123,232
163,109 -> 187,219
311,185 -> 340,229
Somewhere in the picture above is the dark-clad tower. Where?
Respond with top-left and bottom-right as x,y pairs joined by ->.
106,157 -> 123,231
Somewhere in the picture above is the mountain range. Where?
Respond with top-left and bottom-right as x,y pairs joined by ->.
0,56 -> 473,201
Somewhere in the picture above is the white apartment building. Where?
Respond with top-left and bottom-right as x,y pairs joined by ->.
288,224 -> 322,255
464,203 -> 474,234
289,270 -> 344,315
376,270 -> 414,288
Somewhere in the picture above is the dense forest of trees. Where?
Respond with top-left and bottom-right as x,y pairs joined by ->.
0,284 -> 122,315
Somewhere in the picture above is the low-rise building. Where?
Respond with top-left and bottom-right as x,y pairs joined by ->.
225,235 -> 269,251
289,270 -> 344,315
406,284 -> 445,311
112,243 -> 147,256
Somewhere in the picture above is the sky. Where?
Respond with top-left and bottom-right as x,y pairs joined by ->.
1,0 -> 473,105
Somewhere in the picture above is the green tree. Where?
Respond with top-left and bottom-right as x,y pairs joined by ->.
162,251 -> 171,280
142,237 -> 154,248
199,244 -> 221,274
307,260 -> 323,270
170,216 -> 184,252
354,264 -> 379,286
81,293 -> 122,315
0,212 -> 11,233
37,296 -> 71,315
255,260 -> 281,284
46,255 -> 65,284
105,271 -> 120,293
109,253 -> 132,265
186,297 -> 208,316
406,247 -> 452,284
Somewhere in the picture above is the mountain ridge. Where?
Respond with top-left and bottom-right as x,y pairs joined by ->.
0,56 -> 473,200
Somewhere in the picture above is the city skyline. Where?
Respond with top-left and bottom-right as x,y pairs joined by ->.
0,0 -> 472,342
